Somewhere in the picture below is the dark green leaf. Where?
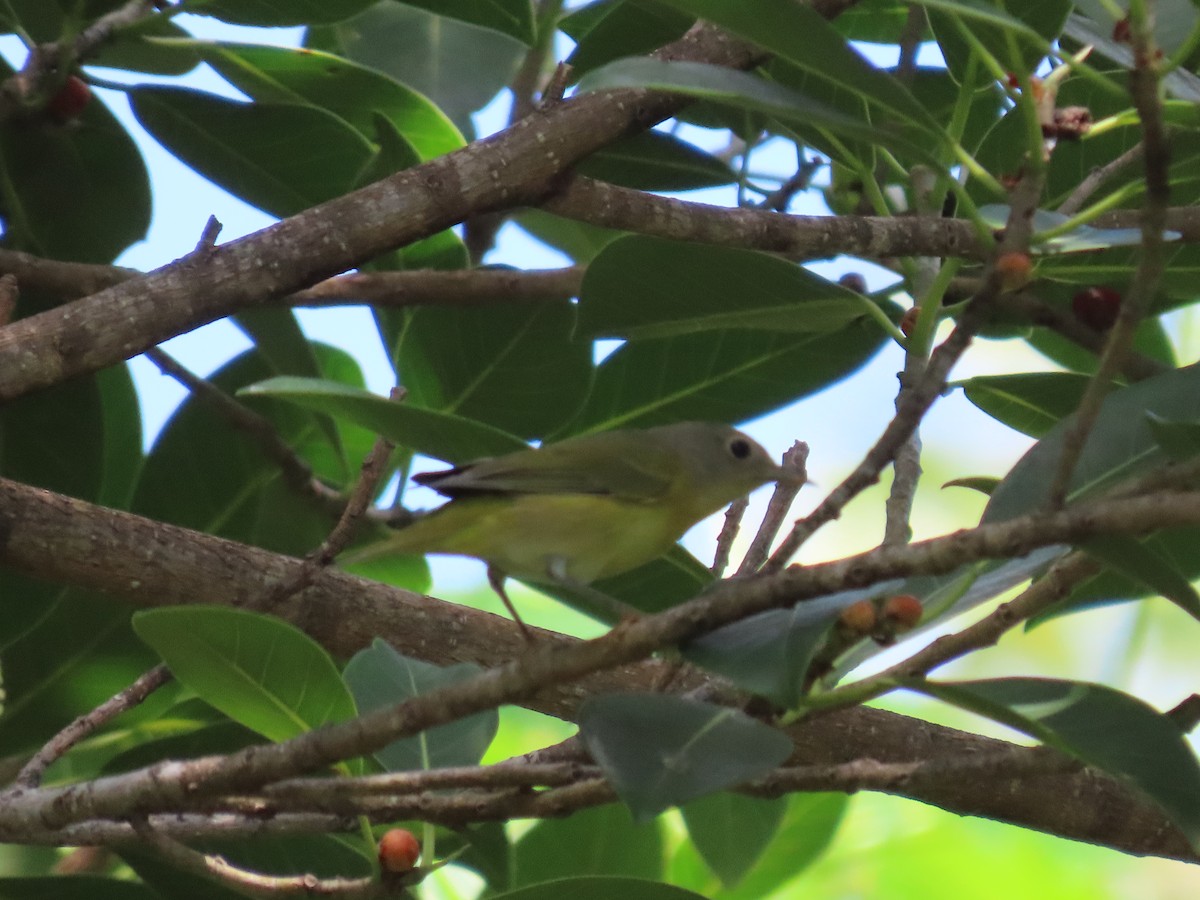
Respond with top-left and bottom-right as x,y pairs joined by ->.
576,130 -> 734,192
579,694 -> 792,821
309,3 -> 524,133
0,64 -> 150,263
130,86 -> 375,218
240,376 -> 528,461
704,793 -> 847,899
683,586 -> 899,707
491,876 -> 709,900
578,59 -> 932,162
133,606 -> 357,743
1145,411 -> 1200,462
189,0 -> 378,26
92,16 -> 200,74
393,0 -> 536,44
567,314 -> 890,434
342,639 -> 497,770
194,42 -> 464,158
657,0 -> 938,132
920,678 -> 1200,844
546,545 -> 713,620
0,877 -> 159,900
95,365 -> 144,511
957,371 -> 1092,438
0,578 -> 159,757
1079,535 -> 1200,620
394,302 -> 593,439
581,236 -> 873,340
513,804 -> 663,886
682,793 -> 785,886
986,365 -> 1200,521
564,0 -> 694,76
513,208 -> 625,263
133,350 -> 340,555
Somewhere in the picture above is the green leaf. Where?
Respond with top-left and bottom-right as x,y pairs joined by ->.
342,639 -> 497,770
567,314 -> 890,434
581,236 -> 873,340
957,371 -> 1092,438
0,59 -> 150,263
130,86 -> 375,218
656,0 -> 938,132
578,694 -> 792,821
546,545 -> 713,620
576,131 -> 734,192
492,876 -> 709,900
239,376 -> 528,461
942,475 -> 1000,496
682,793 -> 785,887
1145,411 -> 1200,461
394,302 -> 593,439
925,0 -> 1067,85
0,877 -> 159,900
682,585 -> 901,707
95,365 -> 145,510
132,350 -> 340,555
309,2 -> 524,133
0,578 -> 159,757
577,59 -> 932,162
986,365 -> 1200,521
194,42 -> 464,158
698,793 -> 847,899
92,16 -> 200,75
919,678 -> 1200,844
133,606 -> 356,744
189,0 -> 378,26
513,804 -> 663,886
564,0 -> 694,76
1079,535 -> 1200,620
393,0 -> 536,45
513,208 -> 625,263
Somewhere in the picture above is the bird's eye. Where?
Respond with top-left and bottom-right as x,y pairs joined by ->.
729,437 -> 752,459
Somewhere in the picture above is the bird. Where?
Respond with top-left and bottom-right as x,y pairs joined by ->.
358,422 -> 795,637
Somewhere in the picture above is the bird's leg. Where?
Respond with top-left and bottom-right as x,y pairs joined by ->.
544,557 -> 642,625
486,564 -> 534,643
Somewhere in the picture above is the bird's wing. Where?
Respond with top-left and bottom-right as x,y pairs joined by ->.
415,431 -> 679,501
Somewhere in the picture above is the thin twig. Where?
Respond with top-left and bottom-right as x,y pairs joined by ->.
145,347 -> 348,515
711,497 -> 749,577
737,442 -> 808,574
13,664 -> 172,788
766,171 -> 1046,569
1057,141 -> 1145,216
261,394 -> 402,608
0,273 -> 16,326
1046,20 -> 1171,510
130,816 -> 391,899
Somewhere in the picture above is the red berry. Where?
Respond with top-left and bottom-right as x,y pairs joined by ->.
882,595 -> 923,631
46,75 -> 91,123
1112,17 -> 1132,43
378,828 -> 420,874
1071,286 -> 1122,331
899,306 -> 920,337
838,599 -> 877,635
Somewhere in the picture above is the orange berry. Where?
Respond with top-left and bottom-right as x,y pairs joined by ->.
838,600 -> 877,635
378,828 -> 421,874
994,251 -> 1032,292
882,595 -> 923,631
899,306 -> 920,337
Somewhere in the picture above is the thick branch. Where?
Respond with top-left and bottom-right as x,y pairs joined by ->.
0,25 -> 767,402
